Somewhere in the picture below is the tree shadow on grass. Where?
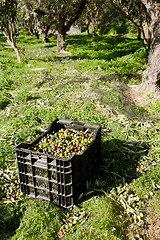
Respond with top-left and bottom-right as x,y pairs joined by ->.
100,139 -> 150,188
44,34 -> 146,62
77,139 -> 150,204
51,42 -> 143,62
0,204 -> 22,240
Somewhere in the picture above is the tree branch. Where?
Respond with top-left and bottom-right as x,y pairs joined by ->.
64,0 -> 88,32
109,0 -> 152,49
109,0 -> 141,30
0,43 -> 12,48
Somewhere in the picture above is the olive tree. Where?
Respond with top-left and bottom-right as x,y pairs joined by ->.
20,0 -> 88,51
138,0 -> 160,97
77,0 -> 127,36
109,0 -> 152,50
0,0 -> 21,62
86,0 -> 106,40
51,0 -> 88,52
18,1 -> 53,43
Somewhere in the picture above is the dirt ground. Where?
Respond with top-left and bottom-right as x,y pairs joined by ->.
125,86 -> 160,239
124,85 -> 155,107
141,200 -> 160,240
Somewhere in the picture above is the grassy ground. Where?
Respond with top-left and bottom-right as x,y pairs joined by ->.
0,30 -> 160,240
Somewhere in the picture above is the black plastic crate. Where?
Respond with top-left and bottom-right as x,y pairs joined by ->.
15,118 -> 101,208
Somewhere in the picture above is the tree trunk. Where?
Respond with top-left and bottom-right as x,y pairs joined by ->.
86,19 -> 90,35
41,25 -> 50,43
57,31 -> 66,52
87,24 -> 90,35
13,45 -> 21,63
139,0 -> 160,97
137,27 -> 141,40
55,0 -> 87,52
141,34 -> 160,96
3,31 -> 21,62
29,27 -> 34,36
34,29 -> 39,39
92,19 -> 96,41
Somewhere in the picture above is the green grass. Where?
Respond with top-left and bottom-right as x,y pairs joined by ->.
11,200 -> 63,240
0,30 -> 160,240
63,196 -> 129,240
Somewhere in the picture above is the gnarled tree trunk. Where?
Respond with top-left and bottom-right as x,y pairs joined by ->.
139,0 -> 160,97
56,0 -> 87,52
57,31 -> 66,52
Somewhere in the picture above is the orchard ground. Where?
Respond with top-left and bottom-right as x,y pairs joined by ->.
0,30 -> 160,240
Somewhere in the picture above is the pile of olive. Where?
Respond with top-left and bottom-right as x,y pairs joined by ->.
32,128 -> 94,157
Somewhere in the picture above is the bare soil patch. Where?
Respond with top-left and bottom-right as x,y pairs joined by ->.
124,85 -> 155,107
141,200 -> 160,240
